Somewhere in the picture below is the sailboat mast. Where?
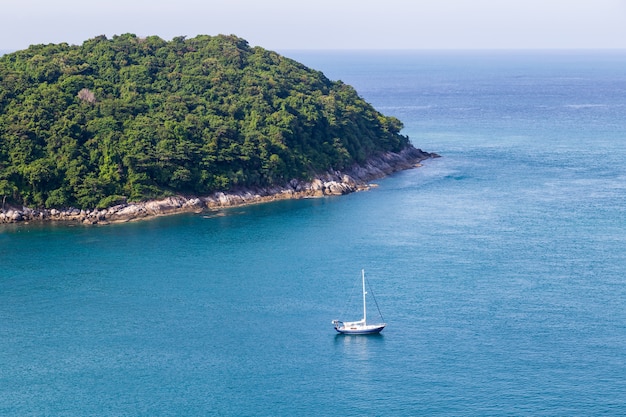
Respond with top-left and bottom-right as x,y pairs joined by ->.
362,269 -> 367,324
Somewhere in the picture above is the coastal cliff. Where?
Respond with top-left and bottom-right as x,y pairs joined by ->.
0,147 -> 436,225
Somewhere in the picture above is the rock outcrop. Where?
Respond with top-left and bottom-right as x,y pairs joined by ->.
0,147 -> 438,225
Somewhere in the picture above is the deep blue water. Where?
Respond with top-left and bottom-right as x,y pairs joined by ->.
2,51 -> 626,416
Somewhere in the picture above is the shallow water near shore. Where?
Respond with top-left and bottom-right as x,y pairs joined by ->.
2,50 -> 626,415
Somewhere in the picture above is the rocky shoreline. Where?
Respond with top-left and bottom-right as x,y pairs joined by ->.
0,147 -> 438,225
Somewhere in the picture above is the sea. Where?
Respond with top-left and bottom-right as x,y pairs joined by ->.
2,50 -> 626,416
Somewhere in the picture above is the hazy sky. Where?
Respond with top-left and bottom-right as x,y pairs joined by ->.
3,0 -> 626,51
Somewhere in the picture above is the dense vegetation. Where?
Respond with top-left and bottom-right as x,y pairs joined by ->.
0,34 -> 410,209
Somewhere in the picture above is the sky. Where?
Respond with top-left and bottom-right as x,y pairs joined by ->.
2,0 -> 626,51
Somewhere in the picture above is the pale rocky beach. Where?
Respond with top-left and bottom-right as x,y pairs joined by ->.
0,147 -> 437,225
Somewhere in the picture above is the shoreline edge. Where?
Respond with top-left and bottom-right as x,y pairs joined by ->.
0,147 -> 438,226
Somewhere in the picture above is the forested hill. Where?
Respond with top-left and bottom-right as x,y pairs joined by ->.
0,34 -> 413,210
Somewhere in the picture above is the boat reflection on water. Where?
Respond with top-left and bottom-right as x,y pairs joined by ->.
333,332 -> 385,364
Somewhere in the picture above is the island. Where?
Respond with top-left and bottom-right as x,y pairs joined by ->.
0,34 -> 437,224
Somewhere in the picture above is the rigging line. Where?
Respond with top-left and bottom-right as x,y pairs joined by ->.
339,272 -> 360,318
365,274 -> 385,322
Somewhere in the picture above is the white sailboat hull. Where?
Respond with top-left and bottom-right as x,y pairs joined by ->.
333,322 -> 386,335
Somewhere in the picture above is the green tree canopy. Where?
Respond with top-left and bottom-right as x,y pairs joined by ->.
0,34 -> 411,209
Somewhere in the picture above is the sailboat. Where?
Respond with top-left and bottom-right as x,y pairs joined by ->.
332,269 -> 386,334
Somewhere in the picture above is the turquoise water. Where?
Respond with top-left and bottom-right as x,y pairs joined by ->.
2,51 -> 626,415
